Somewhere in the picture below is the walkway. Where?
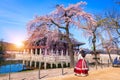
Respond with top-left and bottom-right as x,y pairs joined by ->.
0,65 -> 111,80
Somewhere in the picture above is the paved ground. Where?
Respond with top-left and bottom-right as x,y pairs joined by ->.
0,66 -> 120,80
46,67 -> 120,80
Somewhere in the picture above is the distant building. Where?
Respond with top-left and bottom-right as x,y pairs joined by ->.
15,32 -> 85,69
24,33 -> 85,55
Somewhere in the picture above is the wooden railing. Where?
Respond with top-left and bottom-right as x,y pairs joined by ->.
15,51 -> 72,63
15,50 -> 118,63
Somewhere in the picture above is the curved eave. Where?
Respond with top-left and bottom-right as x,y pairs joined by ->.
25,46 -> 48,49
73,43 -> 85,46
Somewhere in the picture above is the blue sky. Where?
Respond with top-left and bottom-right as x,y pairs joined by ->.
0,0 -> 117,48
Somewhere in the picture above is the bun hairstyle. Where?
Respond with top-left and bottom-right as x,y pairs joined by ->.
80,50 -> 86,58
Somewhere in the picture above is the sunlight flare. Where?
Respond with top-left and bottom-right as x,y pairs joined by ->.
15,41 -> 24,48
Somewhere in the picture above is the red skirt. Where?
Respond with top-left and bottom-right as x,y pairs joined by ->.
74,59 -> 88,74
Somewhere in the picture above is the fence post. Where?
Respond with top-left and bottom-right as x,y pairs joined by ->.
61,61 -> 64,75
101,60 -> 103,69
38,62 -> 41,79
108,59 -> 109,67
87,60 -> 89,71
9,61 -> 11,80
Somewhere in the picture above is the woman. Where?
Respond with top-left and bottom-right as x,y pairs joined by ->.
74,50 -> 89,76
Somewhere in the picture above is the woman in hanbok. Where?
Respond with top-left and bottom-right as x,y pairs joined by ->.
74,50 -> 89,76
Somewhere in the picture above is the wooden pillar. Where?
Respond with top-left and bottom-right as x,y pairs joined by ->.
34,61 -> 37,68
44,49 -> 47,69
56,50 -> 59,56
23,60 -> 25,65
55,50 -> 58,68
26,49 -> 28,54
35,48 -> 37,55
61,50 -> 63,56
66,50 -> 69,67
22,48 -> 25,67
65,62 -> 68,67
31,49 -> 33,55
45,49 -> 48,55
23,49 -> 26,54
26,61 -> 29,66
56,63 -> 58,68
61,61 -> 64,75
66,62 -> 69,67
30,61 -> 32,67
66,50 -> 68,56
30,49 -> 33,68
44,62 -> 47,69
39,62 -> 41,68
51,49 -> 53,55
22,60 -> 25,70
28,49 -> 30,54
61,61 -> 63,67
39,48 -> 42,55
50,63 -> 53,68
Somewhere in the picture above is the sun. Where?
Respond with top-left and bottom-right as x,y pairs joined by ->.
15,41 -> 24,48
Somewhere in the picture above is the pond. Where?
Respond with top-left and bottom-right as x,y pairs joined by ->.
0,60 -> 26,74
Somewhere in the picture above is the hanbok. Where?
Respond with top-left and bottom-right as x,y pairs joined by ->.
74,52 -> 89,76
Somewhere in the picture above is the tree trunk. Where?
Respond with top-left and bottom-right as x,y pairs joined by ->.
65,23 -> 74,68
92,31 -> 99,69
68,42 -> 74,68
65,35 -> 74,68
51,17 -> 75,68
106,48 -> 113,64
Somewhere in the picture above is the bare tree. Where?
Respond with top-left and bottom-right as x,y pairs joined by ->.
104,8 -> 120,55
83,14 -> 106,65
105,8 -> 120,38
113,0 -> 120,5
0,39 -> 6,61
94,8 -> 120,64
0,39 -> 5,55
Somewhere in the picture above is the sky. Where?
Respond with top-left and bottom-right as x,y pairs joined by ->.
0,0 -> 118,48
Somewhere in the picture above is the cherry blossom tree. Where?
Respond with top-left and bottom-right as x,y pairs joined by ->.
27,1 -> 96,67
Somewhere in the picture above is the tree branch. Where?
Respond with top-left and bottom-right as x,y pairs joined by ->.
51,19 -> 66,29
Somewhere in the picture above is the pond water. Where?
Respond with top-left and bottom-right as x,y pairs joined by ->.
0,63 -> 26,74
